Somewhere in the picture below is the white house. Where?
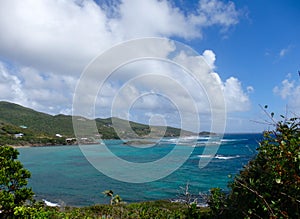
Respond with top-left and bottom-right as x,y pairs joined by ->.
14,133 -> 24,138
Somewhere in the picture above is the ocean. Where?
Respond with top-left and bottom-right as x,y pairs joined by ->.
17,133 -> 263,206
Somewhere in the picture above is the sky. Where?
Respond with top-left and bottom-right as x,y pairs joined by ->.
0,0 -> 299,133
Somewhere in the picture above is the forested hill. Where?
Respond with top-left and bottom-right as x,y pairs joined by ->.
0,101 -> 195,140
0,101 -> 74,136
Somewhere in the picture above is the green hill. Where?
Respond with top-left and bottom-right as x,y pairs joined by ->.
0,120 -> 66,146
0,101 -> 74,136
0,101 -> 194,143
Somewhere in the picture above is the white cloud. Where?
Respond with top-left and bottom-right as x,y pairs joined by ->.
202,50 -> 216,69
273,77 -> 300,111
0,62 -> 76,114
173,50 -> 251,112
0,0 -> 249,131
0,0 -> 240,74
0,63 -> 26,104
195,0 -> 240,28
0,0 -> 114,74
109,0 -> 240,39
94,49 -> 251,124
273,79 -> 294,99
222,77 -> 251,111
109,0 -> 196,39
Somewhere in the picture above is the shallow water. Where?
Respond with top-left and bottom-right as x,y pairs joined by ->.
17,133 -> 262,206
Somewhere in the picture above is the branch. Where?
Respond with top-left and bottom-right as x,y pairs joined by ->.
236,179 -> 274,216
259,104 -> 277,124
280,192 -> 300,204
250,119 -> 275,126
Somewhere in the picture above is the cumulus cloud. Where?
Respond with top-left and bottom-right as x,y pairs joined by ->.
93,49 -> 251,123
273,79 -> 294,99
194,0 -> 240,28
0,63 -> 26,104
0,0 -> 250,131
0,62 -> 76,114
0,0 -> 113,74
0,0 -> 240,74
173,50 -> 251,112
222,77 -> 251,111
273,77 -> 300,111
202,50 -> 216,69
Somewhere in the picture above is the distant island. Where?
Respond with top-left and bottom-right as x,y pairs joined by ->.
0,101 -> 216,147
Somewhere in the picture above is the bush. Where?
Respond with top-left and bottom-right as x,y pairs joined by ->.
208,116 -> 300,218
207,188 -> 228,218
0,145 -> 34,217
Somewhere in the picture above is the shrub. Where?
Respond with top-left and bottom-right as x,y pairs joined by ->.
208,116 -> 300,218
207,188 -> 228,218
0,145 -> 34,217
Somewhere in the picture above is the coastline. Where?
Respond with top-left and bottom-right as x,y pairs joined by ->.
9,143 -> 77,149
11,145 -> 31,148
9,141 -> 104,148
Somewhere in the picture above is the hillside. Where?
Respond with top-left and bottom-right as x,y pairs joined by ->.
0,101 -> 75,136
0,121 -> 66,146
0,101 -> 194,142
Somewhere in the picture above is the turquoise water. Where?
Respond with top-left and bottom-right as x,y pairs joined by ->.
17,134 -> 262,206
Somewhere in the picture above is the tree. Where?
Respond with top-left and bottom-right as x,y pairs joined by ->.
0,145 -> 34,216
208,115 -> 300,218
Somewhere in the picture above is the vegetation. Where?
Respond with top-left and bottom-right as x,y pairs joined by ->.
1,102 -> 299,218
0,146 -> 33,218
12,200 -> 212,219
0,122 -> 67,146
0,101 -> 194,144
208,114 -> 300,218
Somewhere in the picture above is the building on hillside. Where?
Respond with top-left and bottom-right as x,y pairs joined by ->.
14,133 -> 24,138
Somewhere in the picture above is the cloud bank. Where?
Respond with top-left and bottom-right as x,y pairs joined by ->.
0,0 -> 251,129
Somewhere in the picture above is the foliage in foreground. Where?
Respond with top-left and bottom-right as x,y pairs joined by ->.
0,146 -> 33,217
12,200 -> 212,219
208,116 -> 300,218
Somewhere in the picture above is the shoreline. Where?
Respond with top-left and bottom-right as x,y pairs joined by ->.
7,133 -> 262,149
9,141 -> 106,149
9,143 -> 78,149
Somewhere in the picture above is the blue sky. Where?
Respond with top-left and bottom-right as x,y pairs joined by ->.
0,0 -> 299,133
187,0 -> 300,131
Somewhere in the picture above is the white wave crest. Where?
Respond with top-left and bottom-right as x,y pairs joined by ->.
214,155 -> 240,160
197,154 -> 214,158
43,199 -> 60,207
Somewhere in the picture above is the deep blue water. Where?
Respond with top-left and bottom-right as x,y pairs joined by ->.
17,133 -> 262,206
